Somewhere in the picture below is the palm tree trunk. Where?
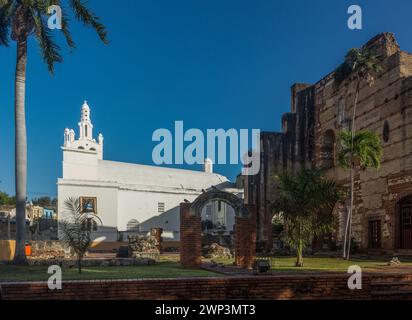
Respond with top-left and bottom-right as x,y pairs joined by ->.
295,222 -> 304,267
296,239 -> 304,267
78,254 -> 82,274
13,38 -> 28,265
346,168 -> 355,260
7,215 -> 11,239
344,80 -> 360,260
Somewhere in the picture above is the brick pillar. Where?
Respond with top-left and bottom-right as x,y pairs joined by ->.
235,205 -> 257,269
150,228 -> 163,253
180,203 -> 202,268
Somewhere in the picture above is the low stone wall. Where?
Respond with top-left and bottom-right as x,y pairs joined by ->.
1,273 -> 411,300
30,241 -> 66,259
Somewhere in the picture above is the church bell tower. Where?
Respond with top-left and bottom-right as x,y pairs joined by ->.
63,101 -> 104,160
79,101 -> 93,140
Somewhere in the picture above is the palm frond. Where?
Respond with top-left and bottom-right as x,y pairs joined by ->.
69,0 -> 108,44
334,46 -> 383,85
59,4 -> 75,48
271,168 -> 344,243
60,197 -> 101,262
337,130 -> 383,171
0,0 -> 14,46
32,6 -> 62,73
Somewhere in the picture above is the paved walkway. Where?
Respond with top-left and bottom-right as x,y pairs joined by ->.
202,262 -> 412,277
202,262 -> 253,276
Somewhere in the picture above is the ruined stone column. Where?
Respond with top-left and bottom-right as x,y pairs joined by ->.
150,228 -> 163,253
180,203 -> 202,268
234,204 -> 257,269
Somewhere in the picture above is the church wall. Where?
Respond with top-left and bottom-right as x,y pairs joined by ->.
62,149 -> 98,180
58,182 -> 119,242
116,190 -> 200,234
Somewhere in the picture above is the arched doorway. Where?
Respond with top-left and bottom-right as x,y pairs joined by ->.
397,196 -> 412,249
180,189 -> 256,269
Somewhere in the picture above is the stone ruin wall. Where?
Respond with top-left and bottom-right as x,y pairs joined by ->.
247,33 -> 412,253
314,33 -> 412,251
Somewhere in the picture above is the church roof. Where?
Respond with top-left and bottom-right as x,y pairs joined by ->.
97,159 -> 230,191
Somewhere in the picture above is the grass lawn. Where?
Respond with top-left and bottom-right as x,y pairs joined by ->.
0,261 -> 221,282
2,256 -> 412,282
209,256 -> 412,273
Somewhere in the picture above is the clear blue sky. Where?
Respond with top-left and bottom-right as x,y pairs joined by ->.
1,0 -> 412,198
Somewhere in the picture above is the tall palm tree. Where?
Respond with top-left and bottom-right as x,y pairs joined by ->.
271,168 -> 344,267
0,0 -> 108,264
338,130 -> 383,259
335,47 -> 382,259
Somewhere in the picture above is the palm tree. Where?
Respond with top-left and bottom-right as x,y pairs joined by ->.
271,168 -> 344,267
60,197 -> 102,273
0,0 -> 108,264
335,47 -> 382,260
338,130 -> 383,259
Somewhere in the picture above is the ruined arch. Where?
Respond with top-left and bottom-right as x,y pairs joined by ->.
180,189 -> 256,269
190,189 -> 250,218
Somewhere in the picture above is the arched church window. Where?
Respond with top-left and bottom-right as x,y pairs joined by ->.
321,130 -> 335,169
90,148 -> 96,151
78,146 -> 85,150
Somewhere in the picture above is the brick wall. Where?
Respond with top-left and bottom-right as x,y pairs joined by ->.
1,273 -> 411,300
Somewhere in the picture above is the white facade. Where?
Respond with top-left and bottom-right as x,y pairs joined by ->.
58,103 -> 243,242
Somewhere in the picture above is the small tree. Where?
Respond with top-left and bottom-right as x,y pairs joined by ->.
271,168 -> 344,267
338,130 -> 383,259
59,198 -> 102,273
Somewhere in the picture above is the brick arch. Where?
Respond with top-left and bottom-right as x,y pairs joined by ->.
180,189 -> 256,269
190,189 -> 250,218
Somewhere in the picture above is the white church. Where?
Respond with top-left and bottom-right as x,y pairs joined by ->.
58,102 -> 243,243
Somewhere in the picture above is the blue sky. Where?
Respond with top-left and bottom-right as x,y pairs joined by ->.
1,0 -> 412,198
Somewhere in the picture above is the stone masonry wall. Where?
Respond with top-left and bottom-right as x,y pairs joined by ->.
314,33 -> 412,252
246,32 -> 412,253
